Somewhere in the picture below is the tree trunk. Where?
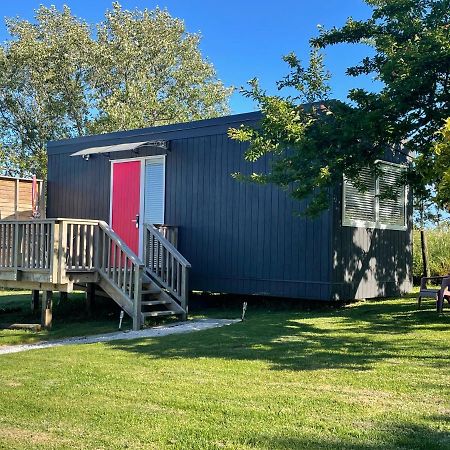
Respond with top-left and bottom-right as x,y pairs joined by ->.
420,229 -> 430,278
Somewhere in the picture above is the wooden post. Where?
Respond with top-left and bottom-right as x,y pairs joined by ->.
31,290 -> 40,312
41,290 -> 53,329
86,283 -> 95,317
13,223 -> 19,270
57,220 -> 67,284
132,266 -> 143,331
50,222 -> 59,283
180,266 -> 189,321
142,226 -> 147,267
14,178 -> 19,219
39,180 -> 46,218
94,225 -> 101,269
13,223 -> 23,279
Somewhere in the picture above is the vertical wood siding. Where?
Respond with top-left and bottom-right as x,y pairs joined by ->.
331,175 -> 413,301
47,117 -> 412,301
47,127 -> 334,300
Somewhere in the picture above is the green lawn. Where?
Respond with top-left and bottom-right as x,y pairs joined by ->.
0,292 -> 449,449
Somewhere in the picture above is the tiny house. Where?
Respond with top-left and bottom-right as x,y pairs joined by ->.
46,112 -> 413,303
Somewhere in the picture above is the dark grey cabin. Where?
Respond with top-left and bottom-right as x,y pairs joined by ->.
47,111 -> 413,302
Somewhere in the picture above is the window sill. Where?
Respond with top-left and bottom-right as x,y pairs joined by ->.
342,219 -> 407,231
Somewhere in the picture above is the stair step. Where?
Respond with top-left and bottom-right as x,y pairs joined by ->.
141,287 -> 161,295
142,310 -> 177,318
141,299 -> 172,306
142,273 -> 152,284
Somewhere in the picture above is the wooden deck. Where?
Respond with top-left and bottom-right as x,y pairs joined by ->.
0,218 -> 190,330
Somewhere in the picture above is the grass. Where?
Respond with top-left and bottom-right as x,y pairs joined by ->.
0,292 -> 449,449
0,290 -> 133,346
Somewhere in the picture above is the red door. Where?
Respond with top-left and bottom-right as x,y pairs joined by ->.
111,161 -> 141,255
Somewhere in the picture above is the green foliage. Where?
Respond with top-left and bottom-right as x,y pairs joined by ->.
0,3 -> 231,177
230,0 -> 450,215
89,3 -> 231,133
313,0 -> 450,203
413,227 -> 450,279
434,118 -> 450,207
0,6 -> 92,177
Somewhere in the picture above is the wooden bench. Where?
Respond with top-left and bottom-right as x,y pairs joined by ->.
418,275 -> 450,313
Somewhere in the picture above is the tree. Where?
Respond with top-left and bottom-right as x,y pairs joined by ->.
89,3 -> 231,133
434,118 -> 450,206
0,6 -> 92,177
0,3 -> 231,177
229,0 -> 450,216
416,118 -> 450,277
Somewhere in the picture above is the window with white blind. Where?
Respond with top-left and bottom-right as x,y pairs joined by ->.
143,156 -> 165,226
342,161 -> 407,230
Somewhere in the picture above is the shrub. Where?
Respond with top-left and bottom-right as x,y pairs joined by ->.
413,228 -> 450,280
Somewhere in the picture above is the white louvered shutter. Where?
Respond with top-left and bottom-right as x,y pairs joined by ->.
343,167 -> 376,223
378,164 -> 406,227
144,157 -> 165,225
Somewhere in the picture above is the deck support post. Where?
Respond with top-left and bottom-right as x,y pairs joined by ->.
86,283 -> 95,317
132,266 -> 143,331
41,290 -> 53,329
180,266 -> 189,321
31,290 -> 40,312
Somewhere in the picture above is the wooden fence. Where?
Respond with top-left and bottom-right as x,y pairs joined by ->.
0,176 -> 45,220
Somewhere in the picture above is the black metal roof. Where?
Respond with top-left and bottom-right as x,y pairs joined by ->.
47,111 -> 263,155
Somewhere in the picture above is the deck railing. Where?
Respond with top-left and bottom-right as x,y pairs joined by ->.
65,220 -> 98,271
0,220 -> 60,282
0,218 -> 188,327
155,225 -> 178,248
143,223 -> 190,312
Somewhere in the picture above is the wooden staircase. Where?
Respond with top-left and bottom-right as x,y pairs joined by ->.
0,219 -> 191,329
140,279 -> 186,319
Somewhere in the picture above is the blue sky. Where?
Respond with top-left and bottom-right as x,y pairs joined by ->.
0,0 -> 379,113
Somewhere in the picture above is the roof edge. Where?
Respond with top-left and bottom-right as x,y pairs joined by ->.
48,111 -> 262,150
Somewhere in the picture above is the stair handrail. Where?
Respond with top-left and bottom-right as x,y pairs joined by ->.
97,221 -> 143,266
143,223 -> 191,313
96,220 -> 144,330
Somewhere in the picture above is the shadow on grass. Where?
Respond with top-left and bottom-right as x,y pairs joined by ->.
107,294 -> 450,373
0,290 -> 130,344
256,417 -> 449,450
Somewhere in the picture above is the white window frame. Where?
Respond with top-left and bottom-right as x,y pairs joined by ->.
142,155 -> 166,227
342,160 -> 408,231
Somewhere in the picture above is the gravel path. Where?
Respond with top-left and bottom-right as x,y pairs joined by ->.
0,318 -> 240,355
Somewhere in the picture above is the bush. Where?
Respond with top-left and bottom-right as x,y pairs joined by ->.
413,228 -> 450,280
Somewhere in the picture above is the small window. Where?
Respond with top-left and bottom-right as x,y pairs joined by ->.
343,162 -> 407,230
144,157 -> 165,226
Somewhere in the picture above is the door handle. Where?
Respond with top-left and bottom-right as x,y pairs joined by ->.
132,214 -> 140,229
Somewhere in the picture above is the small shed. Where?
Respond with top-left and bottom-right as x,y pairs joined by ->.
46,112 -> 413,302
0,175 -> 45,220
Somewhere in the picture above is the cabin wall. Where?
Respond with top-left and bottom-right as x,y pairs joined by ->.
47,121 -> 334,300
47,115 -> 413,302
330,152 -> 414,300
161,135 -> 333,299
